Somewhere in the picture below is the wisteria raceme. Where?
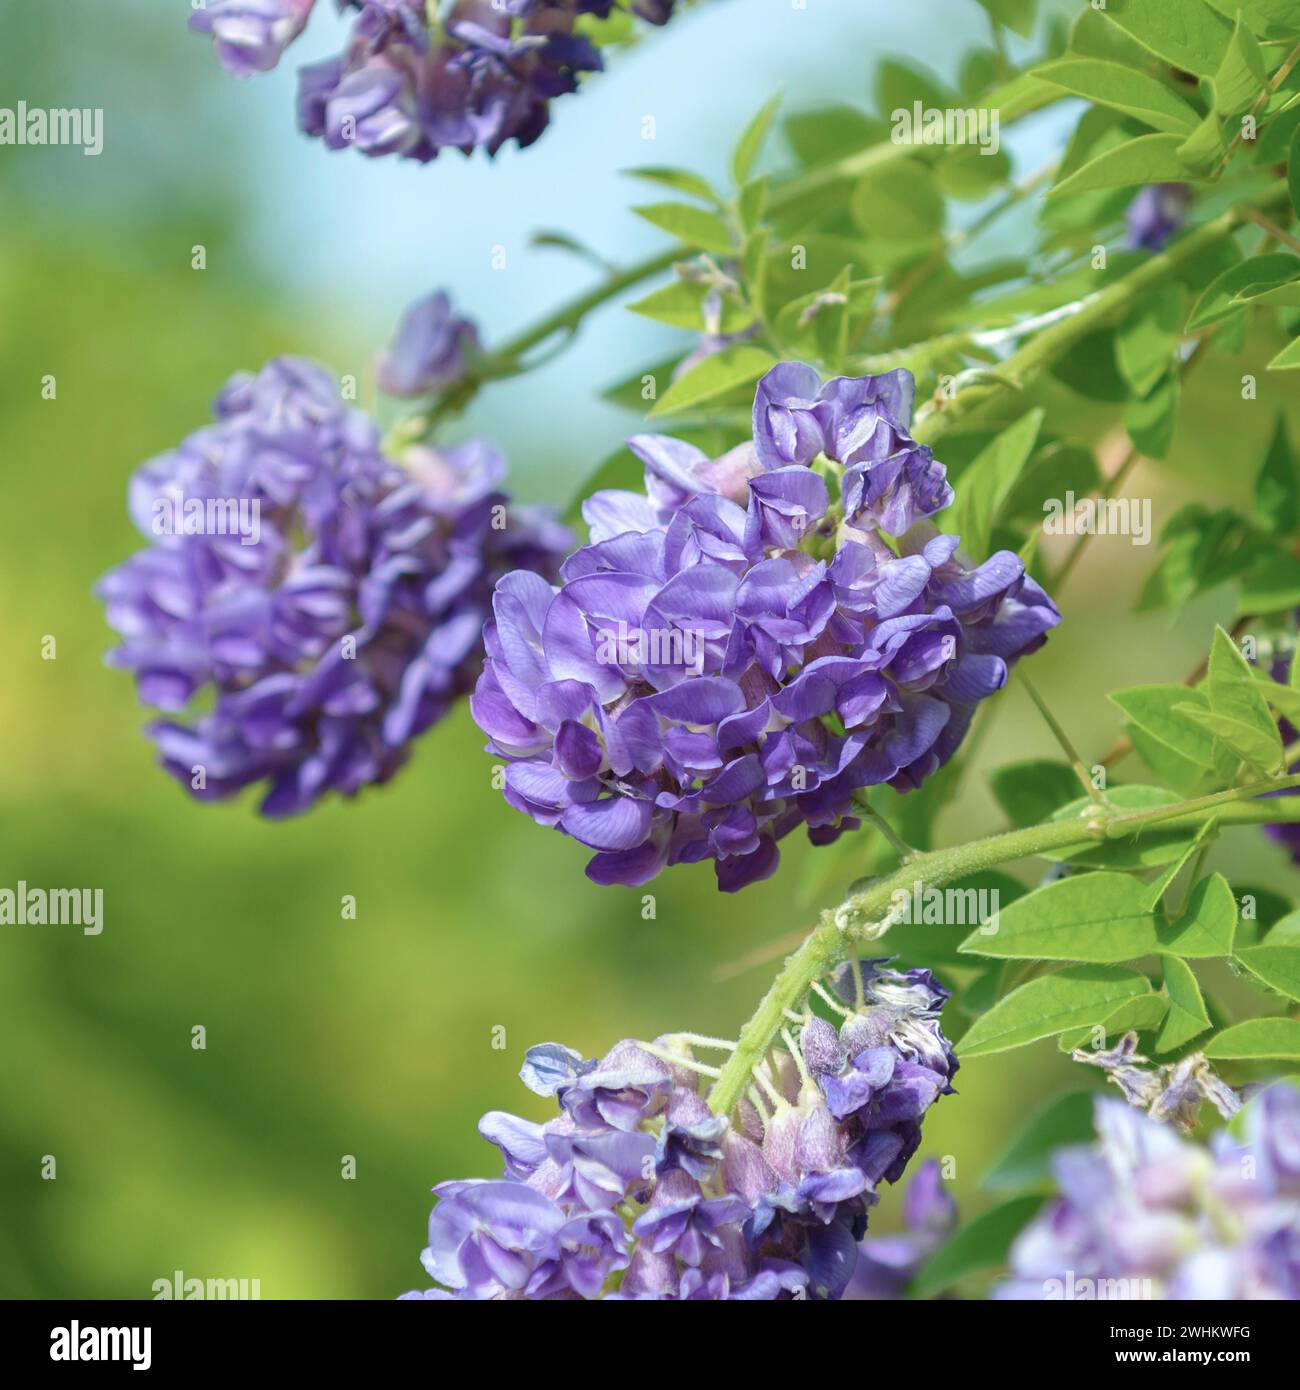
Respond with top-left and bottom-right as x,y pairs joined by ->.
402,961 -> 957,1300
472,362 -> 1060,891
95,356 -> 568,816
997,1082 -> 1300,1300
193,1 -> 676,163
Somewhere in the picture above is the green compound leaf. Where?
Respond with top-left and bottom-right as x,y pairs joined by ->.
957,965 -> 1152,1057
1203,1017 -> 1300,1061
1156,955 -> 1213,1051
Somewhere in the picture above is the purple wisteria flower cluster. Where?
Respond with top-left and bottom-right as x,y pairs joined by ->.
472,362 -> 1061,891
402,960 -> 957,1300
96,356 -> 567,815
191,1 -> 675,162
998,1082 -> 1300,1300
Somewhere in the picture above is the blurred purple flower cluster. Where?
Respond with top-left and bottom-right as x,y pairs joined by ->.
97,356 -> 567,815
192,1 -> 675,161
998,1083 -> 1300,1300
472,362 -> 1060,891
402,961 -> 956,1300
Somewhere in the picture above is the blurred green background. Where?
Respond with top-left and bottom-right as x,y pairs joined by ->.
3,0 -> 1299,1299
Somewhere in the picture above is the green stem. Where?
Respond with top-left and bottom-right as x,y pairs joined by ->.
707,772 -> 1300,1115
910,206 -> 1259,445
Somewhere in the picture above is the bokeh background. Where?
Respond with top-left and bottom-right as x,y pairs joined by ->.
2,0 -> 1297,1299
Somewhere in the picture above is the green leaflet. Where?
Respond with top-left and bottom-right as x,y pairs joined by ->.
645,345 -> 776,419
973,0 -> 1039,41
1268,335 -> 1300,371
1156,955 -> 1213,1051
1202,626 -> 1284,771
1254,418 -> 1300,534
1109,685 -> 1218,770
731,95 -> 782,187
1156,873 -> 1239,957
1035,59 -> 1199,134
632,202 -> 733,256
988,759 -> 1080,829
946,410 -> 1044,558
1099,0 -> 1232,79
623,166 -> 721,205
1235,946 -> 1300,1002
956,965 -> 1152,1057
850,161 -> 946,243
1145,817 -> 1218,910
959,872 -> 1159,962
1049,133 -> 1189,198
981,1091 -> 1098,1191
1058,992 -> 1169,1051
1187,254 -> 1300,330
1116,283 -> 1183,397
910,1195 -> 1046,1299
1203,1017 -> 1300,1061
1175,703 -> 1284,774
1211,15 -> 1268,119
1124,370 -> 1179,459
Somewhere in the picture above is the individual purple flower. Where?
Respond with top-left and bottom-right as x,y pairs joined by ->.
95,356 -> 569,816
420,1179 -> 568,1298
998,1084 -> 1300,1300
472,363 -> 1060,891
1126,184 -> 1191,252
190,0 -> 317,76
377,291 -> 480,399
631,1170 -> 750,1266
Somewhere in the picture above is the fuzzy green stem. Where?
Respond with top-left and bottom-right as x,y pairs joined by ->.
707,773 -> 1300,1115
